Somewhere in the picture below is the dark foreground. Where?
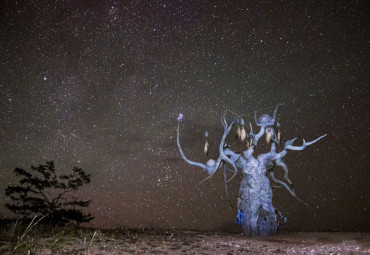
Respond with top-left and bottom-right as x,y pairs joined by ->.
0,222 -> 369,255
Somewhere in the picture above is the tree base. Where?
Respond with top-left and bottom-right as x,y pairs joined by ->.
241,206 -> 277,237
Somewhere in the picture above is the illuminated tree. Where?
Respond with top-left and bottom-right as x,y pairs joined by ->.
177,104 -> 326,236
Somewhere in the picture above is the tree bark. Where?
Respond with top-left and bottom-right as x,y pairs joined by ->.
238,168 -> 277,236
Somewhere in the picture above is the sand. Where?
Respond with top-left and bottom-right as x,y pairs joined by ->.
33,230 -> 370,255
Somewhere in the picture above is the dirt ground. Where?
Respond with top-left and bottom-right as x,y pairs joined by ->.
34,230 -> 370,255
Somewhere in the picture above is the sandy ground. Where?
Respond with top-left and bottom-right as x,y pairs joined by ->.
35,230 -> 370,255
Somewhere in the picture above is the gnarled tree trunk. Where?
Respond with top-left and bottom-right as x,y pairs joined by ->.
236,151 -> 278,236
238,172 -> 277,236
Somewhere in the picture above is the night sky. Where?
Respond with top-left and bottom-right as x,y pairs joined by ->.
0,0 -> 369,232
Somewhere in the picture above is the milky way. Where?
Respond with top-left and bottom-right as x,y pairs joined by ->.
0,1 -> 369,231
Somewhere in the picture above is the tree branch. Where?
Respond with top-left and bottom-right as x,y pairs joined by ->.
284,134 -> 327,151
269,171 -> 310,207
250,103 -> 284,145
177,122 -> 214,174
177,115 -> 239,181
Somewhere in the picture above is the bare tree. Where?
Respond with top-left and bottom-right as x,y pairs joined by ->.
176,104 -> 326,236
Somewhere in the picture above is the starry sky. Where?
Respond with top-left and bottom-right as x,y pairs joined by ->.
0,0 -> 369,231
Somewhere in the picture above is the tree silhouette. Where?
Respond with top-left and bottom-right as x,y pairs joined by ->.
5,161 -> 93,225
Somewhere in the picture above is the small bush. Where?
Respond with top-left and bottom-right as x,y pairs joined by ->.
5,161 -> 93,225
